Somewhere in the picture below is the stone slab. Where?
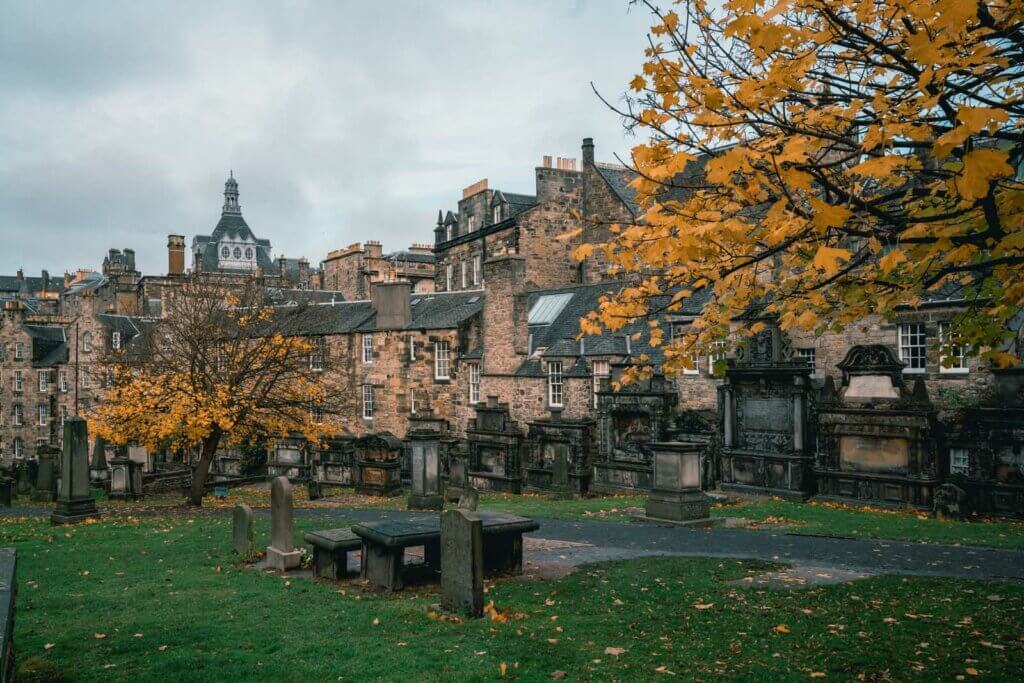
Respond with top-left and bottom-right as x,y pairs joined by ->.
265,546 -> 302,572
629,514 -> 726,529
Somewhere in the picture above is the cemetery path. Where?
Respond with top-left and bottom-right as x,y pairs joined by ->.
3,505 -> 1021,583
294,509 -> 1024,584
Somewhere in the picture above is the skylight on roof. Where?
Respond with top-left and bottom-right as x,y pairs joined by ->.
468,296 -> 480,303
528,292 -> 573,326
411,299 -> 420,306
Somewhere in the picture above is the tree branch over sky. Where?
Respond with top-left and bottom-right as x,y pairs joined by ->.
582,0 -> 1024,375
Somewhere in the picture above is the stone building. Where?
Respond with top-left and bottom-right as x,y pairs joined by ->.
320,241 -> 435,300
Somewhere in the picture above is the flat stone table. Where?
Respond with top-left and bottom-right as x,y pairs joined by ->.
303,528 -> 362,579
352,511 -> 539,591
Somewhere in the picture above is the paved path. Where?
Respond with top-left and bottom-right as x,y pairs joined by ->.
5,505 -> 1023,583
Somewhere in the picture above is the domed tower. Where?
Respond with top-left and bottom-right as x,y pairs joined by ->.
222,170 -> 241,215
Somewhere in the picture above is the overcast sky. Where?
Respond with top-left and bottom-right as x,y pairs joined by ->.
0,1 -> 653,278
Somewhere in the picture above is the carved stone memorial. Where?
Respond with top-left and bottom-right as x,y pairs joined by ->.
354,433 -> 403,496
465,397 -> 524,493
525,411 -> 593,495
51,418 -> 101,525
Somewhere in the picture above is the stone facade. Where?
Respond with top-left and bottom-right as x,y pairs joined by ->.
321,241 -> 435,300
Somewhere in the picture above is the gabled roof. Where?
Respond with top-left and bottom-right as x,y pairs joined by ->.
24,325 -> 67,367
193,212 -> 275,274
592,155 -> 711,218
0,275 -> 64,295
357,290 -> 485,332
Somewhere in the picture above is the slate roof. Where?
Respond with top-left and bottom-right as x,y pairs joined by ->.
24,325 -> 68,367
264,288 -> 346,306
593,155 -> 712,218
388,250 -> 435,265
270,289 -> 484,337
0,275 -> 64,295
500,192 -> 538,218
63,272 -> 107,296
517,280 -> 711,377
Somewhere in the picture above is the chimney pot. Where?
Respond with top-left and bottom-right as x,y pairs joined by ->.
582,137 -> 595,166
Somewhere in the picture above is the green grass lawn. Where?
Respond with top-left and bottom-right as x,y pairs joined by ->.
4,514 -> 1023,681
714,498 -> 1024,550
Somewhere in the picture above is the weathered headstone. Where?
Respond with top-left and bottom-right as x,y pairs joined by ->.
933,483 -> 968,521
440,509 -> 483,618
89,436 -> 110,485
14,465 -> 30,497
0,547 -> 16,683
445,456 -> 467,503
265,476 -> 301,571
31,450 -> 57,502
307,479 -> 322,501
232,504 -> 254,559
549,446 -> 572,499
457,486 -> 479,511
51,418 -> 100,525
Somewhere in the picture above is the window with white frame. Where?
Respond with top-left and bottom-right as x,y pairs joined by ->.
362,334 -> 373,364
81,368 -> 90,388
434,341 -> 450,380
492,203 -> 502,224
472,255 -> 481,286
898,323 -> 926,372
82,332 -> 92,353
797,348 -> 816,373
310,337 -> 325,371
949,447 -> 970,475
467,215 -> 477,232
111,331 -> 122,350
13,371 -> 22,392
59,404 -> 67,426
461,260 -> 468,289
709,341 -> 727,375
408,334 -> 416,361
59,370 -> 67,393
938,322 -> 968,373
362,384 -> 375,419
14,342 -> 23,360
409,388 -> 417,414
38,403 -> 47,426
38,370 -> 48,393
547,361 -> 564,407
592,359 -> 610,408
682,355 -> 700,375
13,404 -> 23,427
468,362 -> 480,404
445,263 -> 453,291
13,437 -> 23,459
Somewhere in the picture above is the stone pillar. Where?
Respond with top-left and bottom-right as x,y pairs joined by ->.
265,476 -> 301,571
51,418 -> 100,525
723,388 -> 734,448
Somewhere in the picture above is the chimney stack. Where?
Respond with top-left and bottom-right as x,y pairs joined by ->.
582,137 -> 595,166
482,254 -> 529,374
370,280 -> 412,330
167,235 -> 185,275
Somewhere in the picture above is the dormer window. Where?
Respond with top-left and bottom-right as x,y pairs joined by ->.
492,203 -> 503,224
111,331 -> 122,350
467,215 -> 477,232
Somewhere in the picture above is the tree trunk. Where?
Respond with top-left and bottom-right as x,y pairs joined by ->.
187,430 -> 222,507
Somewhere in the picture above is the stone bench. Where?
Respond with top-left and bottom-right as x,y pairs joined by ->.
303,528 -> 361,580
352,512 -> 539,591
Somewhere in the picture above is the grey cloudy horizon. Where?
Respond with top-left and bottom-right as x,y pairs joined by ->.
0,0 -> 654,279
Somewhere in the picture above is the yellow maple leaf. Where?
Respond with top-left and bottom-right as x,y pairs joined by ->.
812,246 -> 851,275
958,149 -> 1014,201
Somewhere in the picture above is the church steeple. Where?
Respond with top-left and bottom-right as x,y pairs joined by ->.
222,170 -> 241,215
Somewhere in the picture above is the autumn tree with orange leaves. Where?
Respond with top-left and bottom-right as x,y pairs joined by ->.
582,0 -> 1024,377
90,275 -> 335,506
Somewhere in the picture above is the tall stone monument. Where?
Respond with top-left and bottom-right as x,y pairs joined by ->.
51,418 -> 100,525
265,476 -> 302,571
440,508 -> 483,618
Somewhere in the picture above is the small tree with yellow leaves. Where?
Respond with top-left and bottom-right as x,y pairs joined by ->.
90,275 -> 335,506
583,0 -> 1023,377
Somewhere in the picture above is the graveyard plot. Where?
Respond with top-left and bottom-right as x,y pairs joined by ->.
3,513 -> 1024,681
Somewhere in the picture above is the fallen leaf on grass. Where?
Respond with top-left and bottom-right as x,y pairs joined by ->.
612,598 -> 624,606
499,662 -> 508,678
547,638 -> 559,644
810,674 -> 826,679
158,645 -> 168,652
551,671 -> 567,680
654,665 -> 676,675
44,643 -> 55,650
693,602 -> 714,610
966,668 -> 979,676
605,647 -> 626,656
372,618 -> 380,626
775,625 -> 790,634
94,633 -> 106,640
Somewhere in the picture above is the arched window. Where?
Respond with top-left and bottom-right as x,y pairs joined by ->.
233,247 -> 242,259
245,247 -> 254,259
221,246 -> 230,258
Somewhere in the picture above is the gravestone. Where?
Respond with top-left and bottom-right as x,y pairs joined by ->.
933,483 -> 967,521
440,509 -> 483,618
265,476 -> 301,571
14,466 -> 30,497
0,547 -> 15,683
307,479 -> 322,501
232,504 -> 254,559
445,454 -> 468,503
31,450 -> 57,502
51,418 -> 100,525
89,436 -> 109,485
549,447 -> 572,499
0,478 -> 11,507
